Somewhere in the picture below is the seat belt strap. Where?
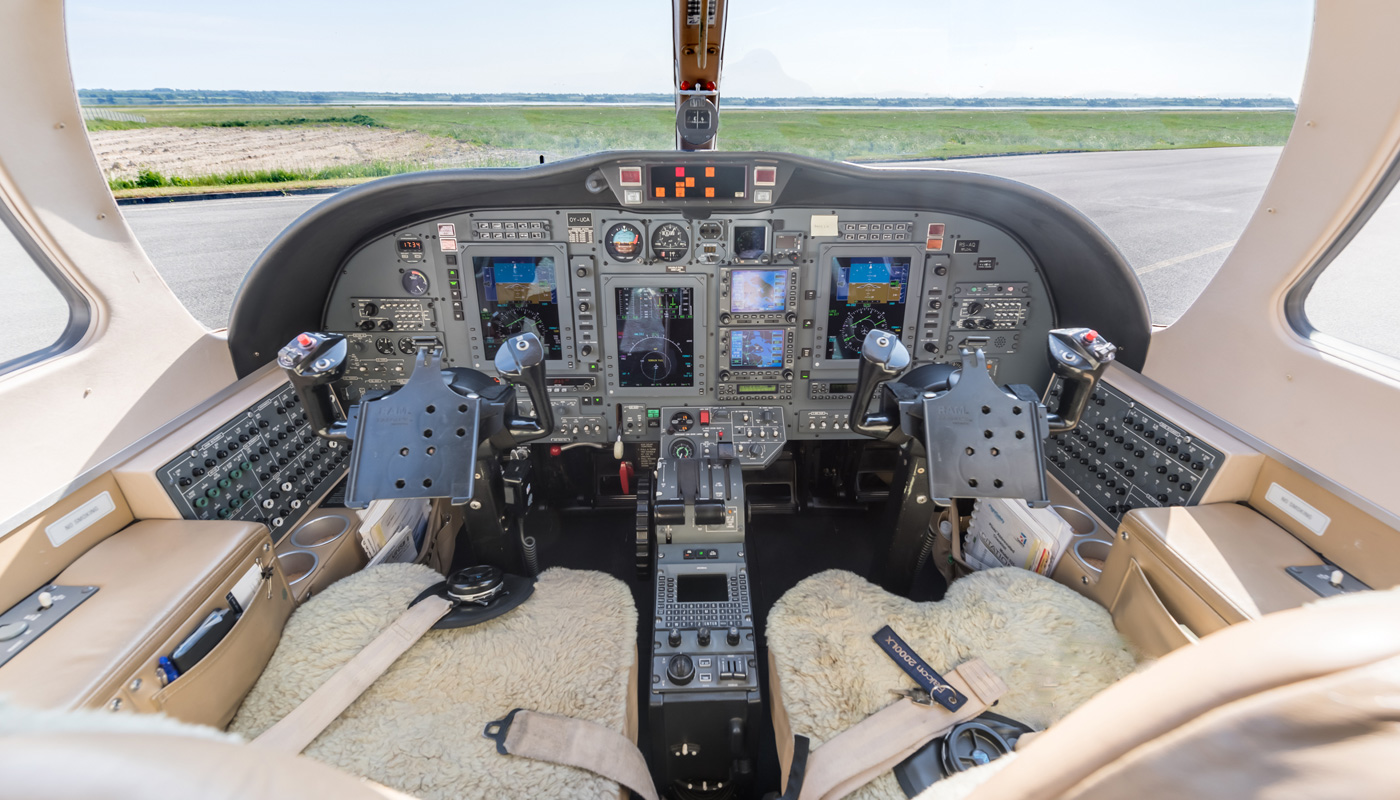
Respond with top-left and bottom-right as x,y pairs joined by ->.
251,594 -> 454,753
790,658 -> 1007,800
484,708 -> 661,800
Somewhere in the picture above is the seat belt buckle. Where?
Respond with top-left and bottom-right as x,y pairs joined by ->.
482,708 -> 525,755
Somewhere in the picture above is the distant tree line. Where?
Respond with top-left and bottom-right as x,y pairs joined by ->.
77,89 -> 1296,109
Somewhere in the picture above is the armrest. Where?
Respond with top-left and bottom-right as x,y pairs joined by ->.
0,520 -> 291,724
1119,504 -> 1324,621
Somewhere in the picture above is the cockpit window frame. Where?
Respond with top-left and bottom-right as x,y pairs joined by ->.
0,197 -> 93,377
1284,151 -> 1400,379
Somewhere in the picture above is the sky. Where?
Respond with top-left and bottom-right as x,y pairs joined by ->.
66,0 -> 1313,98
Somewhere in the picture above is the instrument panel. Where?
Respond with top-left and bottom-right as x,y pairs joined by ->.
320,161 -> 1062,445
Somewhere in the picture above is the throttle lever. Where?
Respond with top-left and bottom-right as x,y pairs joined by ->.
278,332 -> 350,440
849,329 -> 911,439
1045,327 -> 1117,433
494,332 -> 554,443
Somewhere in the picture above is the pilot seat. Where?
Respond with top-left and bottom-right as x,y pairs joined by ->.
230,562 -> 639,800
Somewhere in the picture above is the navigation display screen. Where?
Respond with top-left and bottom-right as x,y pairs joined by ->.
730,329 -> 785,369
677,574 -> 728,603
474,256 -> 563,360
615,287 -> 695,388
648,165 -> 747,200
730,269 -> 788,312
826,256 -> 912,359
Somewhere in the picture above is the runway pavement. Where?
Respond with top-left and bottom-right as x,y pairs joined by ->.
115,146 -> 1285,334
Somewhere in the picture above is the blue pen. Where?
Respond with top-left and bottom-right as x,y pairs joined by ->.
158,656 -> 181,685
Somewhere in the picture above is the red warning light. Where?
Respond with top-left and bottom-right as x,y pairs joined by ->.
680,80 -> 693,91
704,80 -> 716,91
675,167 -> 686,178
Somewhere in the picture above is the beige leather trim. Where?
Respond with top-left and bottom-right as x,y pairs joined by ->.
0,473 -> 133,611
1250,458 -> 1400,590
0,732 -> 394,800
1120,504 -> 1323,621
971,585 -> 1400,800
768,649 -> 795,792
1109,560 -> 1196,659
0,520 -> 286,721
1098,519 -> 1229,650
1061,653 -> 1400,800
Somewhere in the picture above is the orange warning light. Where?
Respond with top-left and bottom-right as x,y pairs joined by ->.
656,187 -> 666,197
705,187 -> 715,198
705,167 -> 715,177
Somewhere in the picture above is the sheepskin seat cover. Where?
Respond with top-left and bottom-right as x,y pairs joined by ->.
231,564 -> 637,800
767,568 -> 1137,800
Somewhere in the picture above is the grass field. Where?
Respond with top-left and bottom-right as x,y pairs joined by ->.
89,105 -> 1296,196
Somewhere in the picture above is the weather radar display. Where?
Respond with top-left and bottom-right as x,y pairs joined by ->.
730,269 -> 788,313
473,256 -> 562,359
826,256 -> 911,359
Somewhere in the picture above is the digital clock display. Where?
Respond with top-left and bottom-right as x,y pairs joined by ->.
397,239 -> 424,253
648,165 -> 746,200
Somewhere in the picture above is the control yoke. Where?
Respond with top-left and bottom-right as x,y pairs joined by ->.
847,327 -> 1116,506
277,331 -> 554,507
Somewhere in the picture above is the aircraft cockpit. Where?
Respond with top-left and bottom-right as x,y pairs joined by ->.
2,3 -> 1399,800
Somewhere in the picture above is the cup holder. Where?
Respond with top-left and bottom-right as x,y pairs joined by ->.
278,550 -> 319,586
1051,505 -> 1098,536
1073,538 -> 1111,574
290,514 -> 351,548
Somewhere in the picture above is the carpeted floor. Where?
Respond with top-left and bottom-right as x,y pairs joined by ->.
231,563 -> 638,800
767,567 -> 1139,800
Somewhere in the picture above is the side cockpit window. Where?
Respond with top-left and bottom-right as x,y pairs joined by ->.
0,206 -> 89,375
1291,169 -> 1400,368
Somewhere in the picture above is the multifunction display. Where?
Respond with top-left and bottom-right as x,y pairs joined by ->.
616,287 -> 696,388
730,269 -> 789,313
649,165 -> 747,200
729,329 -> 786,369
826,256 -> 912,359
473,256 -> 563,360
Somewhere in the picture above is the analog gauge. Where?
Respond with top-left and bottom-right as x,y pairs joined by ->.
402,269 -> 430,296
670,439 -> 696,459
397,337 -> 417,355
375,337 -> 397,355
605,222 -> 644,262
651,222 -> 690,263
670,411 -> 695,433
838,308 -> 895,356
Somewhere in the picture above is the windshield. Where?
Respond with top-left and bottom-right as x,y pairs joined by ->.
68,0 -> 1312,329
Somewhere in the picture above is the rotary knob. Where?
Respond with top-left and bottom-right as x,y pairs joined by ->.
668,627 -> 682,647
697,626 -> 711,646
666,654 -> 695,685
726,626 -> 741,646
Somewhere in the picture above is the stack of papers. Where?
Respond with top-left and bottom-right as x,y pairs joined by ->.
357,498 -> 432,566
965,498 -> 1075,576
